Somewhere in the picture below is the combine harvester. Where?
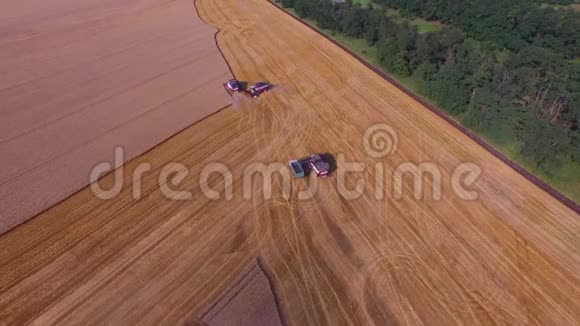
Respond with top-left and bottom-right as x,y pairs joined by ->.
224,79 -> 272,98
248,81 -> 272,98
224,79 -> 242,93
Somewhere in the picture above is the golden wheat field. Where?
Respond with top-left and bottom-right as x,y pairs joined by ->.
0,0 -> 578,325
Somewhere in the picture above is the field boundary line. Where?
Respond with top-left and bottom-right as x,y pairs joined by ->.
192,0 -> 239,94
266,0 -> 579,214
1,101 -> 233,237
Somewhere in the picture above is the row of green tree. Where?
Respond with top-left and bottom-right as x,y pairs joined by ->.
278,0 -> 579,172
374,0 -> 580,58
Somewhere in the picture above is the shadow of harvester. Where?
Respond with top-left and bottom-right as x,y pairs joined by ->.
239,81 -> 249,91
321,153 -> 337,176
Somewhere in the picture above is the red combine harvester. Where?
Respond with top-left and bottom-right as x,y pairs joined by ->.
309,154 -> 330,177
289,154 -> 330,178
223,79 -> 242,94
249,82 -> 272,98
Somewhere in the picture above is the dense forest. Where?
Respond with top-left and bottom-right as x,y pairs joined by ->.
277,0 -> 580,183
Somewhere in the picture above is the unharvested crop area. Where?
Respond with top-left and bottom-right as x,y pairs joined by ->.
0,0 -> 231,234
0,0 -> 578,325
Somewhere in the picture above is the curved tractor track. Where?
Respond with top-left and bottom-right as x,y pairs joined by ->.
0,0 -> 578,325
